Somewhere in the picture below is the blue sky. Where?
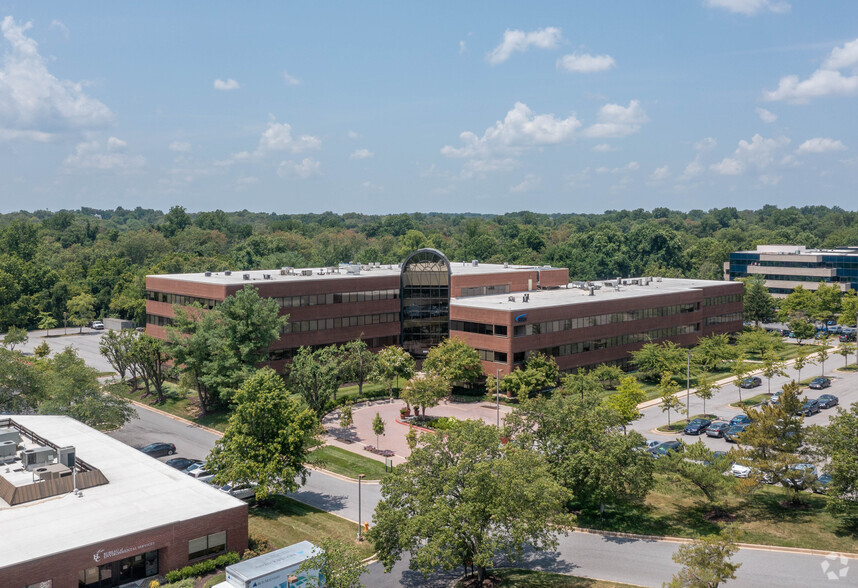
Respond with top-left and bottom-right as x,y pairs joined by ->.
1,1 -> 857,214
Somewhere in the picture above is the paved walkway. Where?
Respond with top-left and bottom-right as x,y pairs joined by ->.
322,398 -> 513,465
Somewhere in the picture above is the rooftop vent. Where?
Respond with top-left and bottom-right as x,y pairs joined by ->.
508,296 -> 516,302
301,269 -> 313,276
242,273 -> 250,280
588,286 -> 595,296
523,293 -> 530,303
224,270 -> 232,276
263,273 -> 271,280
504,262 -> 509,268
204,271 -> 212,277
472,260 -> 479,266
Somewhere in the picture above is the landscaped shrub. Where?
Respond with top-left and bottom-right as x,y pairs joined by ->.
164,552 -> 240,583
431,416 -> 460,431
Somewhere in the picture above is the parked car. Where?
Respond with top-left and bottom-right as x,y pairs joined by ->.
650,440 -> 683,458
796,399 -> 821,417
814,473 -> 833,494
724,424 -> 747,443
783,463 -> 818,488
684,418 -> 713,436
730,463 -> 752,478
765,390 -> 784,406
165,457 -> 201,471
729,415 -> 752,426
828,325 -> 843,335
705,421 -> 731,438
817,394 -> 839,409
140,442 -> 176,457
90,321 -> 105,330
187,467 -> 214,482
219,482 -> 256,500
809,377 -> 831,390
781,328 -> 792,336
739,377 -> 762,389
840,331 -> 856,342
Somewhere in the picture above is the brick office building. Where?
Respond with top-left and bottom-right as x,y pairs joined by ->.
145,249 -> 742,376
1,416 -> 247,588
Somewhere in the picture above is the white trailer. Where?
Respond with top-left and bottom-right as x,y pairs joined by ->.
212,541 -> 323,588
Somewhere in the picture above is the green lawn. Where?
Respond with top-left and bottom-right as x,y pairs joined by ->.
744,343 -> 828,362
456,569 -> 642,587
248,495 -> 375,559
576,474 -> 858,554
729,393 -> 770,409
310,445 -> 391,480
656,414 -> 720,433
109,380 -> 230,432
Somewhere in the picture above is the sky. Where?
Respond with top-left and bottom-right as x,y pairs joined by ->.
1,1 -> 858,215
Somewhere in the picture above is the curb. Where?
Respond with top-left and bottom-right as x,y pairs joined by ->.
127,399 -> 225,437
572,527 -> 858,559
394,417 -> 435,434
305,464 -> 382,485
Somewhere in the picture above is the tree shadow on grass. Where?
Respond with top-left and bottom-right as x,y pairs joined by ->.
741,490 -> 822,525
286,490 -> 348,513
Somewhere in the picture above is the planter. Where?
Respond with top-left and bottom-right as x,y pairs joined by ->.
400,408 -> 411,418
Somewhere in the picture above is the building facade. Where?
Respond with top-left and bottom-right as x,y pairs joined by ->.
1,416 -> 248,588
145,249 -> 742,376
725,244 -> 858,297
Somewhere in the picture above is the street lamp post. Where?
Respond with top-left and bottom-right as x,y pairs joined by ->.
496,368 -> 500,427
63,312 -> 67,336
357,473 -> 365,541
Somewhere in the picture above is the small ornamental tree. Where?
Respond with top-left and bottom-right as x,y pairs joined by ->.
787,319 -> 815,345
837,342 -> 855,368
630,341 -> 686,382
817,341 -> 829,376
730,358 -> 750,406
38,312 -> 57,337
692,333 -> 736,372
604,376 -> 646,434
372,412 -> 386,448
592,363 -> 623,390
792,349 -> 815,383
371,346 -> 415,401
297,538 -> 366,588
338,339 -> 376,398
400,374 -> 450,416
2,326 -> 28,351
760,352 -> 786,396
694,371 -> 720,415
339,402 -> 354,429
659,373 -> 683,427
66,293 -> 96,333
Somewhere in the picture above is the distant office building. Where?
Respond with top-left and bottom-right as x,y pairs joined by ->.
146,249 -> 742,376
1,416 -> 247,588
725,245 -> 858,297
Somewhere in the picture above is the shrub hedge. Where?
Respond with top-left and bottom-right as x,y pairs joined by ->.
164,552 -> 240,583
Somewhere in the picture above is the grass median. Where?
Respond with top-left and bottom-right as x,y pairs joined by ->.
456,569 -> 642,587
311,445 -> 391,480
248,495 -> 375,559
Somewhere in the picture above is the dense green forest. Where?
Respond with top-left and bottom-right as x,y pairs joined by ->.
2,204 -> 857,331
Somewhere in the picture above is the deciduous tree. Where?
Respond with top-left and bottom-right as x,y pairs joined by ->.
208,368 -> 319,501
372,412 -> 386,448
837,342 -> 855,368
368,419 -> 568,584
297,538 -> 366,588
659,372 -> 683,426
694,371 -> 720,415
371,345 -> 415,401
2,326 -> 28,351
806,402 -> 858,518
289,346 -> 341,416
422,337 -> 482,388
604,376 -> 646,433
760,352 -> 786,396
338,339 -> 376,399
666,527 -> 741,588
66,293 -> 96,333
692,334 -> 735,372
400,374 -> 450,416
631,341 -> 686,382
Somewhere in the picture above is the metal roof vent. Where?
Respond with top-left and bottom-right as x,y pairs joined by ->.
508,296 -> 516,302
504,262 -> 509,268
472,259 -> 479,266
263,273 -> 271,280
204,271 -> 212,277
242,273 -> 250,280
224,270 -> 232,276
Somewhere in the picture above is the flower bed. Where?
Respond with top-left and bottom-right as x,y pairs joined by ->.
363,445 -> 394,457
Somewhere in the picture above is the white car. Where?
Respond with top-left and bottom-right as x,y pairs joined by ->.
186,467 -> 214,483
91,321 -> 105,330
730,463 -> 752,478
218,482 -> 256,501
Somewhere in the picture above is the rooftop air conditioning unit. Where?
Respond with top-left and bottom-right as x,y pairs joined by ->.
224,270 -> 232,276
523,293 -> 530,303
0,440 -> 17,459
21,447 -> 56,470
263,273 -> 271,280
279,269 -> 286,275
204,271 -> 212,277
508,296 -> 516,302
472,260 -> 479,266
504,262 -> 509,268
0,428 -> 21,445
301,269 -> 313,276
242,273 -> 250,280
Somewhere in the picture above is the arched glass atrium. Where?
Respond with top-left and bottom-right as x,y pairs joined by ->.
400,248 -> 451,357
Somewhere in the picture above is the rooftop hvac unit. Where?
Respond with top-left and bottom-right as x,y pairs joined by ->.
263,273 -> 271,280
588,286 -> 595,296
472,259 -> 479,266
504,262 -> 509,268
224,270 -> 232,276
0,428 -> 21,445
21,446 -> 56,470
523,293 -> 530,303
58,446 -> 75,469
301,269 -> 313,276
204,271 -> 212,277
242,273 -> 251,280
34,464 -> 70,481
0,440 -> 17,459
279,269 -> 286,275
508,296 -> 516,302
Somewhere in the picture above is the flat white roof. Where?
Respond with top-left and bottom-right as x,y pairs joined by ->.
147,262 -> 559,286
0,416 -> 245,568
452,277 -> 736,312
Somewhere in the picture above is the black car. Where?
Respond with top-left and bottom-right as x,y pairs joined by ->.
840,331 -> 856,342
684,418 -> 713,436
140,442 -> 176,457
796,399 -> 821,417
809,377 -> 831,390
739,377 -> 762,389
650,441 -> 683,458
729,415 -> 752,426
817,394 -> 839,409
165,457 -> 201,471
705,421 -> 731,438
724,424 -> 747,443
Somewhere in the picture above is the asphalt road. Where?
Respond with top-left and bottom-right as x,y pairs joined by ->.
15,328 -> 114,373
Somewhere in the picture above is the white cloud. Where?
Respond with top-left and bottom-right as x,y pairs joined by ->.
169,141 -> 191,152
213,78 -> 240,91
756,107 -> 777,123
49,19 -> 69,38
650,166 -> 670,181
556,52 -> 616,73
277,158 -> 321,179
591,143 -> 619,152
0,17 -> 114,141
704,0 -> 790,16
441,102 -> 581,159
796,137 -> 847,154
679,159 -> 704,181
347,130 -> 360,139
509,174 -> 541,193
226,119 -> 321,164
694,137 -> 717,151
63,137 -> 145,171
765,37 -> 858,103
349,148 -> 374,160
459,40 -> 467,55
282,71 -> 301,86
595,161 -> 639,174
710,133 -> 790,175
460,158 -> 518,179
487,27 -> 562,65
582,100 -> 649,139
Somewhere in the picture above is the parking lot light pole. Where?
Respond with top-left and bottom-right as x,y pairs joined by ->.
686,350 -> 691,420
357,473 -> 365,541
496,368 -> 500,428
63,312 -> 67,336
